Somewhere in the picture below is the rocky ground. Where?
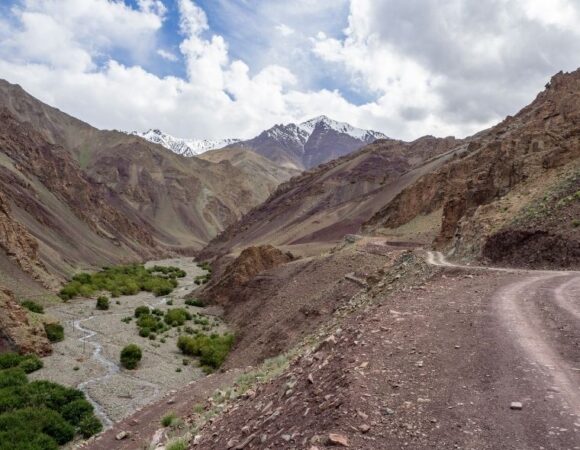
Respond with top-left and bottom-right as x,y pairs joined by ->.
31,258 -> 226,425
193,248 -> 580,449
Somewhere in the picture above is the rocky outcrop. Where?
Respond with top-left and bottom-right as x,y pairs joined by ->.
0,191 -> 55,289
365,69 -> 580,258
0,288 -> 52,356
201,245 -> 294,306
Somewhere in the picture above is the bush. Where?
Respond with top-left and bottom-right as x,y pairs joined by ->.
134,306 -> 150,318
0,369 -> 27,388
61,399 -> 93,426
21,301 -> 44,314
0,407 -> 75,445
177,333 -> 234,370
185,298 -> 204,307
96,296 -> 109,310
0,354 -> 23,370
120,344 -> 142,370
59,264 -> 184,301
139,327 -> 150,338
79,414 -> 102,438
0,429 -> 59,450
18,355 -> 43,374
164,309 -> 191,327
161,412 -> 176,427
167,439 -> 187,450
44,323 -> 64,343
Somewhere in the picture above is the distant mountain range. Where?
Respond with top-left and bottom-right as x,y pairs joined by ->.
133,116 -> 388,170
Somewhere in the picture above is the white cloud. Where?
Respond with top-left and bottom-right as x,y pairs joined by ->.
157,49 -> 178,62
275,24 -> 295,37
0,0 -> 578,142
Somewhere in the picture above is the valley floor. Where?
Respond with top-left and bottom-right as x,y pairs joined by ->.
30,258 -> 224,427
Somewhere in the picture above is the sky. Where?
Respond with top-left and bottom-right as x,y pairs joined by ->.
0,0 -> 579,141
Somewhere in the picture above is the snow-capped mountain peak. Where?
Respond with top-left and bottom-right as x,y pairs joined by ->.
132,129 -> 241,157
299,115 -> 387,141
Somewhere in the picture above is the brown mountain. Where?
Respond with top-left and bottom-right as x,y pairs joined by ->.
200,70 -> 580,266
364,69 -> 580,267
199,135 -> 461,259
0,79 -> 294,288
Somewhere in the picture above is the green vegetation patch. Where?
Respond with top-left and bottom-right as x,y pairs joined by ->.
164,308 -> 191,327
185,298 -> 204,307
177,333 -> 234,371
0,364 -> 102,449
59,264 -> 186,301
120,344 -> 142,370
95,296 -> 110,311
21,301 -> 44,314
44,323 -> 64,343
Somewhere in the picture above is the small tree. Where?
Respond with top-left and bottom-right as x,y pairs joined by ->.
96,296 -> 109,311
120,344 -> 142,370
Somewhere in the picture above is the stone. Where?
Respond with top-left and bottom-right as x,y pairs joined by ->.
359,424 -> 371,433
327,433 -> 349,447
116,431 -> 129,440
308,373 -> 315,384
193,435 -> 202,445
281,434 -> 291,442
167,397 -> 176,405
510,402 -> 523,410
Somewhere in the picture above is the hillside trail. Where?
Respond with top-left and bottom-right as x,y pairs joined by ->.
426,250 -> 580,417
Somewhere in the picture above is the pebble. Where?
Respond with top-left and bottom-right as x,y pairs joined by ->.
359,424 -> 371,433
115,431 -> 129,440
510,402 -> 523,410
327,433 -> 349,447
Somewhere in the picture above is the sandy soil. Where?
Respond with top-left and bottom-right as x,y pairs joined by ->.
30,258 -> 226,425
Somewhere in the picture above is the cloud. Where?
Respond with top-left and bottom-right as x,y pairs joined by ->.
0,0 -> 578,142
275,24 -> 295,37
157,49 -> 178,62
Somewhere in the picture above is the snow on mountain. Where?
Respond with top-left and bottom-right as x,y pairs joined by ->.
298,115 -> 387,141
132,129 -> 241,157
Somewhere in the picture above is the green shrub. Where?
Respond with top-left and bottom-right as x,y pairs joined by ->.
120,344 -> 142,370
177,333 -> 234,370
79,414 -> 102,438
0,429 -> 59,450
0,354 -> 23,370
18,355 -> 43,374
21,301 -> 44,314
44,323 -> 64,343
139,327 -> 151,338
161,412 -> 176,427
185,298 -> 204,307
0,369 -> 27,388
134,306 -> 150,318
96,296 -> 109,310
0,407 -> 75,445
24,381 -> 84,411
59,264 -> 184,301
164,309 -> 191,327
60,399 -> 93,426
167,439 -> 187,450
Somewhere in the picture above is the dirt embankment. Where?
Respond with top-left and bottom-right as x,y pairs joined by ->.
199,242 -> 393,370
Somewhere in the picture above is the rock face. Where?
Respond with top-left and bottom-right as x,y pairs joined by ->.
364,69 -> 580,261
0,288 -> 51,356
201,245 -> 294,306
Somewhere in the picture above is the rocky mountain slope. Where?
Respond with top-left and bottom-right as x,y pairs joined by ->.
198,147 -> 301,194
131,129 -> 241,157
0,79 -> 289,286
199,135 -> 461,259
364,69 -> 580,267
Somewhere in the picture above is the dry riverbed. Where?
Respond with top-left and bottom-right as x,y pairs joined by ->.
30,258 -> 226,425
